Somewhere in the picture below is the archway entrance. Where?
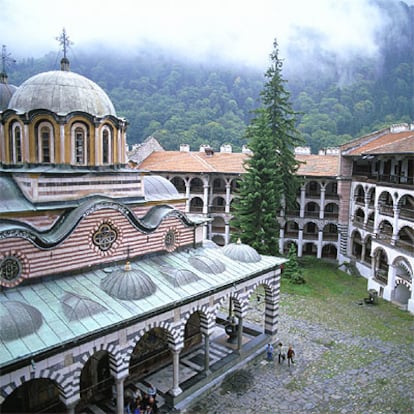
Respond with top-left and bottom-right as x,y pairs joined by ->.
1,378 -> 65,413
80,351 -> 113,405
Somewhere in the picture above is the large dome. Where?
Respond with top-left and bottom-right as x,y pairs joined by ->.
8,70 -> 116,117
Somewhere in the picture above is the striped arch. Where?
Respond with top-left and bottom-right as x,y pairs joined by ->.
125,320 -> 179,362
181,304 -> 215,337
0,366 -> 66,402
216,290 -> 249,319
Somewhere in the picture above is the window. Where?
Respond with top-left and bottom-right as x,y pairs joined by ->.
102,128 -> 111,164
36,122 -> 53,163
0,256 -> 22,282
92,222 -> 118,252
72,123 -> 89,165
9,124 -> 22,164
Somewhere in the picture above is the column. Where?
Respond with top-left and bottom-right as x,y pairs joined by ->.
237,315 -> 243,352
24,123 -> 30,162
116,377 -> 125,414
299,185 -> 306,218
203,333 -> 211,375
94,126 -> 100,165
317,229 -> 323,258
63,394 -> 80,414
185,180 -> 191,212
297,228 -> 303,257
319,187 -> 326,219
391,207 -> 400,245
225,182 -> 231,213
60,122 -> 65,164
203,183 -> 209,214
225,222 -> 230,245
170,349 -> 182,396
279,227 -> 285,255
383,264 -> 396,301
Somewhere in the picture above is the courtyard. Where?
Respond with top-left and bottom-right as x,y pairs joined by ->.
181,258 -> 414,414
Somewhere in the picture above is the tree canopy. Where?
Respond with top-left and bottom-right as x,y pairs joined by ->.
230,40 -> 303,255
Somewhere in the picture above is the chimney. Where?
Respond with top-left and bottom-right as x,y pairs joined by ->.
242,145 -> 253,154
180,144 -> 190,152
294,146 -> 311,155
220,144 -> 232,153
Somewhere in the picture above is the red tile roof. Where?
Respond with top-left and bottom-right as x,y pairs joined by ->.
138,151 -> 339,177
341,129 -> 414,156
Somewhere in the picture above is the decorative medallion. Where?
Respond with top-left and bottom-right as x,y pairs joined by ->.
0,256 -> 22,282
164,228 -> 179,252
92,222 -> 118,253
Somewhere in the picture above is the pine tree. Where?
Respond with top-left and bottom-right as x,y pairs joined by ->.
231,39 -> 303,255
283,244 -> 305,284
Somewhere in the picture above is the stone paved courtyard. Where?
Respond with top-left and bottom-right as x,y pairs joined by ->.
180,294 -> 414,414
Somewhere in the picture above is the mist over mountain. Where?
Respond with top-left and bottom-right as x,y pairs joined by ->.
4,0 -> 413,153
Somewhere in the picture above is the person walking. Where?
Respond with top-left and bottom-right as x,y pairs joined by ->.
287,345 -> 295,367
265,343 -> 274,361
277,342 -> 285,364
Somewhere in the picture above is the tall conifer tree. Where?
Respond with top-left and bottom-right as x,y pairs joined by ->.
231,39 -> 303,255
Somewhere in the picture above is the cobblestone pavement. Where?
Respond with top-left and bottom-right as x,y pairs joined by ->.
181,295 -> 414,414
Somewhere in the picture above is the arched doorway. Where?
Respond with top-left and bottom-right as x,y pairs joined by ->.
80,351 -> 113,405
1,378 -> 65,413
129,328 -> 171,379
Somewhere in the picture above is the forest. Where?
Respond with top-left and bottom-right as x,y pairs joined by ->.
6,1 -> 413,153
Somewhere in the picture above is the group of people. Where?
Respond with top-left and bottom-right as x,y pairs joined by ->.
265,342 -> 295,367
125,384 -> 158,414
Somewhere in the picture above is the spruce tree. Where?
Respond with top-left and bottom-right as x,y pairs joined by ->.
231,39 -> 303,255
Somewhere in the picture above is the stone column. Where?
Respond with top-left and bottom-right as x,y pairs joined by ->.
319,187 -> 326,219
170,349 -> 182,396
297,228 -> 303,257
299,185 -> 306,218
225,221 -> 230,245
203,183 -> 209,214
63,394 -> 80,414
94,125 -> 100,165
317,230 -> 323,258
225,182 -> 231,213
185,180 -> 191,212
383,264 -> 396,301
203,333 -> 211,375
391,207 -> 400,245
279,227 -> 285,255
116,377 -> 125,414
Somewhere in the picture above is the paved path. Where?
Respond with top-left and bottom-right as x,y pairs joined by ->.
180,296 -> 414,414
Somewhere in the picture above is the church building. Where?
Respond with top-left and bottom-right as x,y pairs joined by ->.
0,38 -> 284,413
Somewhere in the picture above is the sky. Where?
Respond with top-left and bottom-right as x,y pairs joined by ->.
0,0 -> 412,69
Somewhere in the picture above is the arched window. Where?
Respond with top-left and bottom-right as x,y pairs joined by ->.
71,123 -> 89,165
102,127 -> 112,164
36,122 -> 54,163
8,123 -> 23,164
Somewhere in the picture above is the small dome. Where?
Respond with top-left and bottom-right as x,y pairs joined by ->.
61,291 -> 107,321
0,300 -> 43,341
189,255 -> 226,274
160,266 -> 200,287
101,262 -> 156,300
144,175 -> 180,200
8,70 -> 116,117
0,73 -> 17,110
222,240 -> 261,263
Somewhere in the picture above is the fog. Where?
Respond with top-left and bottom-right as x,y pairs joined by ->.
1,0 -> 412,71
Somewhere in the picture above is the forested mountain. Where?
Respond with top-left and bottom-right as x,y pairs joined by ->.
6,1 -> 413,153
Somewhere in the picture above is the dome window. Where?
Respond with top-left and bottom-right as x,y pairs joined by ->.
36,122 -> 54,163
8,123 -> 22,164
72,124 -> 89,165
102,127 -> 112,164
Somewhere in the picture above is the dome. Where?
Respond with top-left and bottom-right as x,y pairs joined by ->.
160,266 -> 200,287
8,69 -> 116,117
0,300 -> 43,341
101,262 -> 156,300
144,175 -> 180,200
0,73 -> 17,110
189,255 -> 226,274
222,240 -> 261,263
61,291 -> 107,321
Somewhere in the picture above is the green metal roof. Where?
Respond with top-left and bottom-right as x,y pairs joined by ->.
0,244 -> 285,369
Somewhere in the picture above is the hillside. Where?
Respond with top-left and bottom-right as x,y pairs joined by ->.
5,1 -> 413,153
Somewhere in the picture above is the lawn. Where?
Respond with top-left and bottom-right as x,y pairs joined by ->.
279,257 -> 414,344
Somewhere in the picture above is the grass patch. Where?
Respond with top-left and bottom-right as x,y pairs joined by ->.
280,257 -> 414,345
